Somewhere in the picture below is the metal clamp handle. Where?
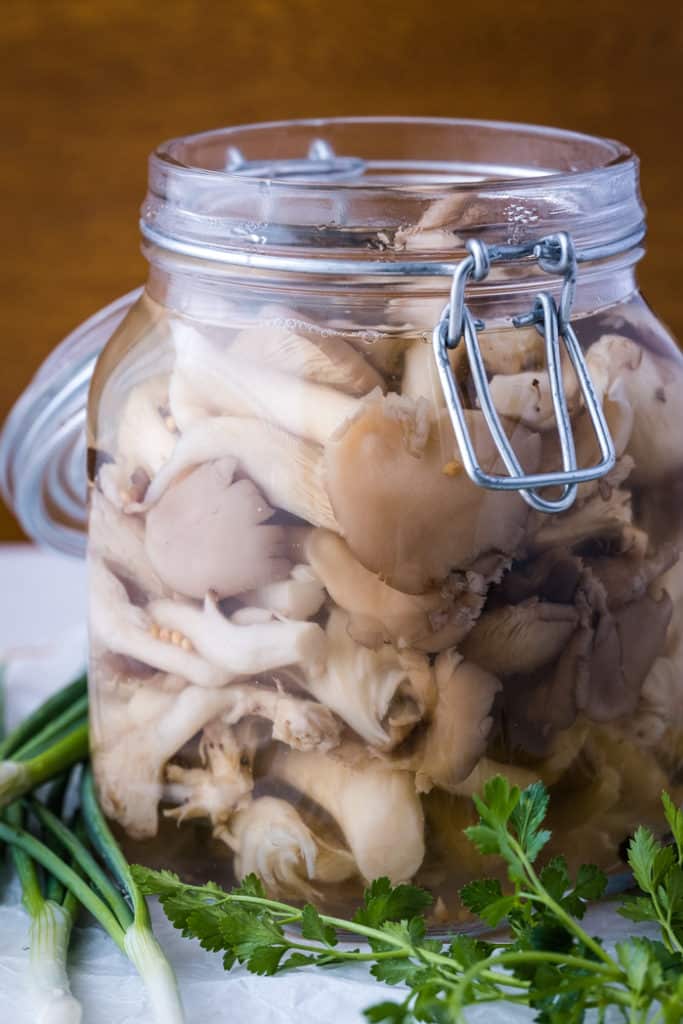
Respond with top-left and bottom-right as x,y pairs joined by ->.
432,232 -> 616,514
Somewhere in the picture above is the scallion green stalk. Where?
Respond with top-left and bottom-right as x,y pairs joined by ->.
0,722 -> 89,809
13,695 -> 89,761
0,675 -> 87,759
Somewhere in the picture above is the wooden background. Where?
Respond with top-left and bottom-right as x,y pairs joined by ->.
1,0 -> 682,541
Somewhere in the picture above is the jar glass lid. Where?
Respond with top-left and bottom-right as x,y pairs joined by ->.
0,290 -> 140,555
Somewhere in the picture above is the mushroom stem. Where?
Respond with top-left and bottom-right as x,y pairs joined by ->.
90,562 -> 230,688
228,321 -> 385,395
172,323 -> 359,444
94,683 -> 245,838
148,592 -> 327,678
238,565 -> 326,621
213,682 -> 341,753
114,375 -> 177,478
89,489 -> 166,598
383,650 -> 501,793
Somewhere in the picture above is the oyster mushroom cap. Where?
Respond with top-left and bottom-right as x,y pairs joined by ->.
228,321 -> 385,396
130,416 -> 339,532
301,607 -> 432,751
501,562 -> 674,754
461,599 -> 579,676
488,357 -> 581,431
578,588 -> 673,722
531,471 -> 634,552
478,326 -> 544,376
305,529 -> 484,652
145,456 -> 290,599
386,649 -> 501,794
221,796 -> 357,901
583,543 -> 678,610
270,748 -> 425,883
586,334 -> 683,484
325,395 -> 540,593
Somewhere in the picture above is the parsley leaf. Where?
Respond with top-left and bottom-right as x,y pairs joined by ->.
354,877 -> 432,928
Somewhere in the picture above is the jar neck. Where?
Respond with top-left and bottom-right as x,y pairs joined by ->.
144,243 -> 642,333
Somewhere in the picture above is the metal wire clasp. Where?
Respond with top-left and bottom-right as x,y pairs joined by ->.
432,232 -> 616,514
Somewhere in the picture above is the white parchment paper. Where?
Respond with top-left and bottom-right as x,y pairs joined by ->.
0,544 -> 656,1023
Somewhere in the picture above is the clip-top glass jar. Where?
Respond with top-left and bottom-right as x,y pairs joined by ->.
3,117 -> 683,926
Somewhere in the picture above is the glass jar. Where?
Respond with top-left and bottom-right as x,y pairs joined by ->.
3,117 -> 683,926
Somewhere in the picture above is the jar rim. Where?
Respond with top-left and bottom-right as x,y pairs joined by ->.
152,116 -> 634,192
143,116 -> 643,266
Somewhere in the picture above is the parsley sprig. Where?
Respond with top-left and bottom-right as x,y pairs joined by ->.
133,777 -> 683,1023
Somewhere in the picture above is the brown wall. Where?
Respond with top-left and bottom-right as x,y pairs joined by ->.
1,0 -> 682,541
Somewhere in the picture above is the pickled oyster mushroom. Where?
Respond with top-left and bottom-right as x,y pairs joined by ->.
227,320 -> 385,395
386,649 -> 501,794
500,562 -> 674,754
164,721 -> 253,826
94,683 -> 250,837
461,600 -> 579,675
164,685 -> 341,828
89,488 -> 166,599
221,796 -> 357,901
300,607 -> 432,751
586,334 -> 683,484
96,375 -> 177,508
214,681 -> 341,753
90,562 -> 229,688
305,529 -> 483,651
325,396 -> 540,593
171,324 -> 360,444
132,416 -> 338,532
270,748 -> 425,883
148,591 -> 327,679
235,564 -> 326,621
144,456 -> 291,599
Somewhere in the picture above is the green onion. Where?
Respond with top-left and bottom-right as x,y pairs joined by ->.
0,721 -> 89,809
29,799 -> 133,932
0,817 -> 127,947
80,769 -> 185,1024
4,801 -> 82,1024
0,676 -> 184,1022
0,675 -> 87,759
13,694 -> 89,761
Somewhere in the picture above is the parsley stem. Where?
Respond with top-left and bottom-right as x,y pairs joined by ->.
489,949 -> 621,978
287,940 -> 410,962
507,833 -> 618,970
